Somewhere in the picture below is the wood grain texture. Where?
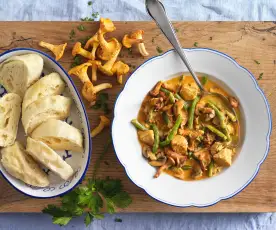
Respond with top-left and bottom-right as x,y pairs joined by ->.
0,21 -> 275,213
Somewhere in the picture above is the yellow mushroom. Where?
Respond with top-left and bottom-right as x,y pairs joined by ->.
88,60 -> 101,82
111,61 -> 130,84
91,115 -> 111,138
99,18 -> 116,34
84,33 -> 99,61
122,34 -> 143,48
39,41 -> 67,61
68,62 -> 92,83
82,81 -> 112,106
98,43 -> 122,76
130,30 -> 149,57
72,42 -> 93,60
97,38 -> 121,61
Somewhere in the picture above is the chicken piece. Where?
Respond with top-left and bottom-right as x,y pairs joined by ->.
213,163 -> 223,176
170,167 -> 185,180
226,123 -> 235,135
150,81 -> 163,96
178,129 -> 204,139
180,82 -> 199,101
173,100 -> 188,128
210,142 -> 224,155
213,148 -> 233,167
138,130 -> 154,146
194,148 -> 211,170
171,135 -> 188,155
203,131 -> 216,146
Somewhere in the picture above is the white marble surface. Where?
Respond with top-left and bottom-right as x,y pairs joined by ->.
0,0 -> 275,229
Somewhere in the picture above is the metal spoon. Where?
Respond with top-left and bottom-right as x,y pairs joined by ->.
145,0 -> 240,146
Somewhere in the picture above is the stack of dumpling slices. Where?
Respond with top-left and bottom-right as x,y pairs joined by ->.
0,54 -> 84,187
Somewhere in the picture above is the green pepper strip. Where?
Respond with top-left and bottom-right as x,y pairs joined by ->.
162,112 -> 170,125
174,93 -> 182,100
160,114 -> 182,147
206,125 -> 227,141
188,96 -> 200,129
182,165 -> 192,170
160,87 -> 171,95
168,92 -> 175,103
151,124 -> 159,153
207,101 -> 226,129
131,119 -> 148,131
208,160 -> 214,177
201,76 -> 208,86
225,110 -> 237,122
161,87 -> 184,103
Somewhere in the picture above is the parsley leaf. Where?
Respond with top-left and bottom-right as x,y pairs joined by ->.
84,213 -> 93,226
88,1 -> 92,5
156,46 -> 163,54
106,198 -> 116,214
79,36 -> 92,46
69,29 -> 76,41
111,191 -> 132,208
71,56 -> 82,67
254,60 -> 260,65
258,72 -> 263,80
77,24 -> 86,31
91,92 -> 110,114
193,42 -> 198,47
53,217 -> 72,226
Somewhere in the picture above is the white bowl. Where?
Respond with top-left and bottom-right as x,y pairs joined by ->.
0,48 -> 92,198
112,48 -> 271,207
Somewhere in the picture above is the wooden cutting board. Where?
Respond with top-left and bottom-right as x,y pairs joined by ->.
0,21 -> 275,213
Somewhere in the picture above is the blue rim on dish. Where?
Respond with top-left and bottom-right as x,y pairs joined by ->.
112,48 -> 272,208
0,48 -> 92,199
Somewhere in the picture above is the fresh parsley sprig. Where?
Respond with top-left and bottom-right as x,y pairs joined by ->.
42,139 -> 132,227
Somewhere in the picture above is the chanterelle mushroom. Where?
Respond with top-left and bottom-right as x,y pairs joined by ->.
84,33 -> 99,61
72,42 -> 93,60
82,81 -> 112,106
68,62 -> 92,83
98,43 -> 122,76
91,115 -> 111,137
39,41 -> 67,61
88,60 -> 101,82
97,18 -> 118,61
130,30 -> 149,57
122,33 -> 143,48
111,61 -> 130,84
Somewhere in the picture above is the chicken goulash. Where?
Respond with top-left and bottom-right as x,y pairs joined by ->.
131,75 -> 240,181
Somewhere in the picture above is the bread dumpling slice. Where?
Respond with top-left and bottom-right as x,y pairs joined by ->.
0,54 -> 43,97
31,119 -> 83,153
0,93 -> 21,147
22,95 -> 72,134
22,72 -> 65,110
1,141 -> 49,187
26,137 -> 74,180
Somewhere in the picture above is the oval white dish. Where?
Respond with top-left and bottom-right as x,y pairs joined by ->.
0,48 -> 92,198
112,48 -> 271,207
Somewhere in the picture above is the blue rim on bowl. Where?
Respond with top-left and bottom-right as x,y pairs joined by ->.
112,48 -> 272,208
0,48 -> 92,199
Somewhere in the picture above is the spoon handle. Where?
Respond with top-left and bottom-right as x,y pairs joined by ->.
146,0 -> 205,92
